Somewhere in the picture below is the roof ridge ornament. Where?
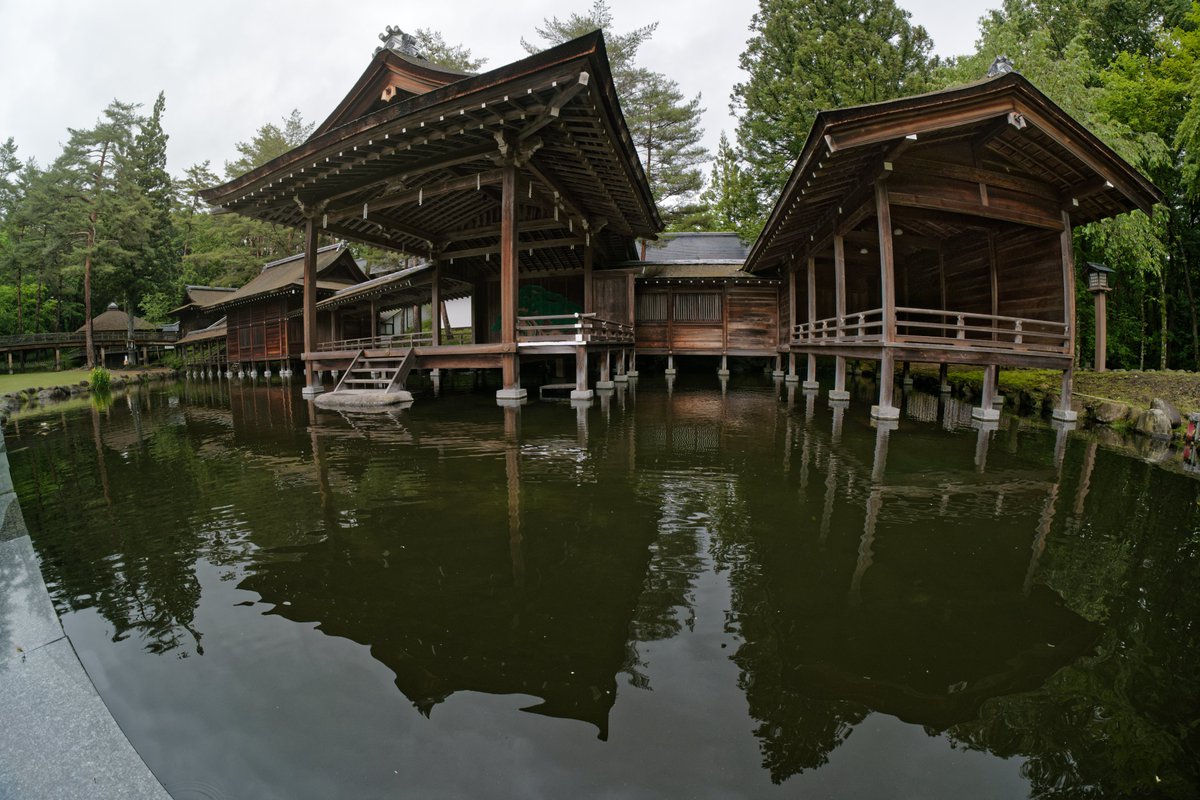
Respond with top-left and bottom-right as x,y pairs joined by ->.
376,26 -> 420,58
987,55 -> 1015,78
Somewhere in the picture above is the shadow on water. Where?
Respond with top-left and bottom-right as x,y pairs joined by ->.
5,373 -> 1199,798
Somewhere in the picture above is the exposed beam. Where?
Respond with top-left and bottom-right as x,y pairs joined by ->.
325,169 -> 504,221
887,190 -> 1065,231
518,71 -> 591,142
314,141 -> 501,208
894,158 -> 1062,202
442,235 -> 586,261
443,217 -> 566,244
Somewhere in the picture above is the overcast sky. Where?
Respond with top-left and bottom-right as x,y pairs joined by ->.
0,0 -> 999,180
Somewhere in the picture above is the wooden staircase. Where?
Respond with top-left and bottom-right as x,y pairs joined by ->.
330,348 -> 416,396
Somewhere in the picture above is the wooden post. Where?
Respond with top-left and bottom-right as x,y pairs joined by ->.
628,349 -> 637,377
1093,290 -> 1107,371
301,218 -> 321,395
875,181 -> 896,342
972,364 -> 1001,422
597,349 -> 614,389
1061,210 -> 1076,361
54,348 -> 61,371
498,162 -> 524,398
583,244 -> 593,312
615,348 -> 628,382
803,256 -> 819,388
6,351 -> 11,373
902,360 -> 912,386
572,345 -> 591,400
938,362 -> 950,392
369,298 -> 379,339
871,350 -> 899,420
666,353 -> 676,375
430,262 -> 441,347
1052,210 -> 1080,421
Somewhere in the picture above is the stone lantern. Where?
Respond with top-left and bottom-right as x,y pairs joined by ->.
1086,262 -> 1114,371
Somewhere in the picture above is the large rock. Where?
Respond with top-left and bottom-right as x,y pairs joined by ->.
1150,397 -> 1182,428
1092,400 -> 1132,424
1135,408 -> 1173,440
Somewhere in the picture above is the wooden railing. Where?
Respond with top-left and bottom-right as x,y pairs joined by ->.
792,307 -> 1069,353
0,329 -> 179,348
318,327 -> 472,351
794,309 -> 885,343
517,313 -> 635,345
894,308 -> 1070,351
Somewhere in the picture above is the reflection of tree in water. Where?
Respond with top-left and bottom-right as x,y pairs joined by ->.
10,384 -> 312,657
946,447 -> 1200,799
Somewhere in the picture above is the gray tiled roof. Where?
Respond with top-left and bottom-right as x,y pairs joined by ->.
642,232 -> 748,262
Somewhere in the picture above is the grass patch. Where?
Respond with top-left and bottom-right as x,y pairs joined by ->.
907,364 -> 1200,415
0,369 -> 94,395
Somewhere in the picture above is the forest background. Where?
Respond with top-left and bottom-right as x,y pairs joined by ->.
0,0 -> 1197,371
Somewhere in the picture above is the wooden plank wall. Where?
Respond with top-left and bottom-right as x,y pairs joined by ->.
593,273 -> 633,324
995,228 -> 1064,321
940,232 -> 992,315
634,283 -> 779,354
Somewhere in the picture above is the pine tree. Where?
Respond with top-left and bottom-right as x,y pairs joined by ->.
732,0 -> 936,237
413,29 -> 487,72
57,100 -> 142,367
523,1 -> 708,223
697,133 -> 761,241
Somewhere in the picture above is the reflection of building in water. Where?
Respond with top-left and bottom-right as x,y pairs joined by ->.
730,404 -> 1100,782
239,403 -> 656,740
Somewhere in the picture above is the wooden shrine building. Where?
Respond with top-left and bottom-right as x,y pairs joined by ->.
169,285 -> 236,337
743,68 -> 1161,421
629,232 -> 782,374
200,30 -> 660,401
178,244 -> 368,372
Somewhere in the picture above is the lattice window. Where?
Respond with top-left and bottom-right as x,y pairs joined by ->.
636,293 -> 668,322
673,292 -> 722,322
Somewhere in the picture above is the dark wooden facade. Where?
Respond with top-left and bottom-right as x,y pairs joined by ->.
200,245 -> 367,367
200,31 -> 660,399
634,277 -> 781,358
746,71 -> 1161,422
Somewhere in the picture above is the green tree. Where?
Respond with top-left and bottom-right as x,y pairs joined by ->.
224,109 -> 313,179
731,0 -> 936,239
523,1 -> 708,224
413,28 -> 487,72
694,132 -> 762,240
56,100 -> 143,367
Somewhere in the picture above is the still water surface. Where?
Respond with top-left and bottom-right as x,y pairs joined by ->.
6,376 -> 1199,799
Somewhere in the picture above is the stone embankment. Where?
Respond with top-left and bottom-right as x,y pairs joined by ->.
0,369 -> 176,426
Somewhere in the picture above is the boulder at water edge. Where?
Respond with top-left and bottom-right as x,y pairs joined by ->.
1135,408 -> 1173,440
1150,397 -> 1182,428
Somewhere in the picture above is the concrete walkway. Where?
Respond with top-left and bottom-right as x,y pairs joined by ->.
0,432 -> 170,800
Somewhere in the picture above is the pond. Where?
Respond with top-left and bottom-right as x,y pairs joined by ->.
5,375 -> 1199,799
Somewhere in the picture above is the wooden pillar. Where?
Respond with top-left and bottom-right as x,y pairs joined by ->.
6,351 -> 11,373
54,348 -> 61,371
938,362 -> 950,392
572,345 -> 591,400
1052,210 -> 1080,421
1061,210 -> 1077,361
871,350 -> 899,420
786,268 -> 799,383
666,353 -> 676,375
369,298 -> 379,339
597,349 -> 614,389
972,364 -> 1001,422
583,244 -> 593,312
1093,290 -> 1107,371
875,180 -> 896,341
615,348 -> 628,382
430,262 -> 441,347
832,233 -> 849,398
804,255 -> 818,389
498,162 -> 524,398
902,360 -> 912,386
301,218 -> 321,395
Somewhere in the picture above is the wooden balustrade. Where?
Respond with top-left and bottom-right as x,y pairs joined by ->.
517,313 -> 634,345
790,306 -> 1069,353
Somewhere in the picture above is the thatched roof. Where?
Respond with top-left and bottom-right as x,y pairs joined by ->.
77,302 -> 155,333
